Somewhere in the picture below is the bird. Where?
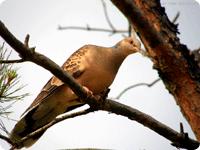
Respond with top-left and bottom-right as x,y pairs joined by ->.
10,37 -> 141,148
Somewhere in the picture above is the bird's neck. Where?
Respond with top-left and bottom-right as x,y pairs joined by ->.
108,49 -> 129,74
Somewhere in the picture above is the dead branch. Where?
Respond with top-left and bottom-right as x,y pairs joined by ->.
0,59 -> 25,63
172,12 -> 180,23
0,134 -> 15,146
58,0 -> 128,36
113,78 -> 160,99
101,0 -> 116,31
58,25 -> 128,34
10,108 -> 94,150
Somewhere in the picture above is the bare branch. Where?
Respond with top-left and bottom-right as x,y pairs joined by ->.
0,21 -> 88,100
101,99 -> 199,149
101,0 -> 116,31
10,97 -> 200,150
58,25 -> 128,34
10,108 -> 93,150
128,22 -> 131,37
113,78 -> 160,99
0,59 -> 25,63
0,134 -> 15,146
172,12 -> 180,23
58,0 -> 130,37
24,34 -> 29,47
180,122 -> 184,133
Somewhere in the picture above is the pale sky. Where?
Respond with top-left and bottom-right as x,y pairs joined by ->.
0,0 -> 200,150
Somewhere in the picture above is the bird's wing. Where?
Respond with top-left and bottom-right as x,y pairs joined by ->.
21,47 -> 88,116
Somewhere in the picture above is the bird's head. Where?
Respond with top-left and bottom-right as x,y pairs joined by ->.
112,37 -> 141,56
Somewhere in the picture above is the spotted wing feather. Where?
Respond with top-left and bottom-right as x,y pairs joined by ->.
21,46 -> 88,116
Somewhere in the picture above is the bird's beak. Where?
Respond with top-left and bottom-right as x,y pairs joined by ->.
137,48 -> 141,52
133,47 -> 141,53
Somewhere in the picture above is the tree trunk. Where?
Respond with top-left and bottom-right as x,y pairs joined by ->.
111,0 -> 200,141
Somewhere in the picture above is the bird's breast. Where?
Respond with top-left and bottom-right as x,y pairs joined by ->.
78,69 -> 115,94
77,59 -> 116,94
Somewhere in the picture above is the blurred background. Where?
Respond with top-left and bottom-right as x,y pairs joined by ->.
0,0 -> 199,149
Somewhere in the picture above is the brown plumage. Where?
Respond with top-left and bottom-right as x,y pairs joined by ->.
10,37 -> 141,148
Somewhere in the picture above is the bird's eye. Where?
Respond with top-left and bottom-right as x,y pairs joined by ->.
129,40 -> 136,46
129,40 -> 133,45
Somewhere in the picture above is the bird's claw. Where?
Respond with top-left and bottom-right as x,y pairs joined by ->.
82,86 -> 102,99
83,86 -> 93,96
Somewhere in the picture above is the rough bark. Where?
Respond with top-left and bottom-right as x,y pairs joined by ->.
110,0 -> 200,141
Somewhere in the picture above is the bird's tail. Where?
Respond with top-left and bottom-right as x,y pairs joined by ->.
10,102 -> 85,149
9,106 -> 52,149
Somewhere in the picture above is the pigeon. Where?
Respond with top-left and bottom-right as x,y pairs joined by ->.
10,37 -> 141,148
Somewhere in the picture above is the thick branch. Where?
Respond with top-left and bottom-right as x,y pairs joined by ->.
0,21 -> 88,100
10,98 -> 200,150
110,0 -> 200,141
101,99 -> 199,149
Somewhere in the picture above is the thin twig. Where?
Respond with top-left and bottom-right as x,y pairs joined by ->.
10,108 -> 94,149
128,22 -> 131,37
58,0 -> 128,37
24,34 -> 29,47
172,12 -> 180,23
58,26 -> 128,33
101,0 -> 116,31
0,134 -> 15,145
0,59 -> 25,63
113,78 -> 161,99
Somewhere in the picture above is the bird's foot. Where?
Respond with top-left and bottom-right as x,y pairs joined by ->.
82,86 -> 110,101
93,94 -> 101,99
82,86 -> 101,99
83,86 -> 93,97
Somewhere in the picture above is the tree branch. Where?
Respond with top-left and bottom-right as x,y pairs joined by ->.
58,0 -> 131,37
0,20 -> 199,149
110,0 -> 200,142
10,108 -> 94,150
0,134 -> 15,146
101,99 -> 199,149
0,59 -> 25,63
101,0 -> 116,31
172,12 -> 180,23
113,78 -> 160,99
10,98 -> 200,150
0,21 -> 88,101
58,25 -> 128,34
